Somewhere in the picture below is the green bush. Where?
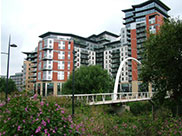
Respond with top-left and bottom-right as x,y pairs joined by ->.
0,92 -> 85,136
128,101 -> 152,115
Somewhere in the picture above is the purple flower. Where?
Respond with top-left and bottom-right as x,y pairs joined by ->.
133,125 -> 137,129
44,129 -> 48,134
0,103 -> 4,107
52,130 -> 56,133
64,134 -> 67,136
33,94 -> 38,99
23,120 -> 25,123
35,126 -> 41,133
61,110 -> 65,114
41,120 -> 46,126
47,118 -> 50,123
40,101 -> 44,106
8,97 -> 10,102
17,126 -> 21,131
25,107 -> 28,112
71,124 -> 74,128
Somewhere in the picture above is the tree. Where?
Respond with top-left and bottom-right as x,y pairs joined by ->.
0,78 -> 17,93
62,65 -> 114,94
140,18 -> 182,112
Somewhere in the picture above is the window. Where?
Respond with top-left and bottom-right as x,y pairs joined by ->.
58,62 -> 61,69
58,41 -> 65,49
38,62 -> 42,70
61,61 -> 65,69
39,43 -> 42,50
68,62 -> 70,70
58,51 -> 65,59
68,44 -> 71,50
39,52 -> 42,60
38,72 -> 41,80
68,51 -> 71,60
67,72 -> 70,78
58,71 -> 64,80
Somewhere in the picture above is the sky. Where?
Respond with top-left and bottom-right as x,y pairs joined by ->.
1,0 -> 182,76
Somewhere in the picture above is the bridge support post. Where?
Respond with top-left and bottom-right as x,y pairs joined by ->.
132,81 -> 138,94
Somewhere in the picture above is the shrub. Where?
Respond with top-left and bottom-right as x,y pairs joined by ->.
0,92 -> 85,136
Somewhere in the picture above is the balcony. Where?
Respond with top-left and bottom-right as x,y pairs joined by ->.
136,23 -> 146,28
111,64 -> 119,69
31,73 -> 37,78
111,55 -> 120,59
137,39 -> 146,44
111,69 -> 118,73
31,54 -> 37,59
42,45 -> 53,50
42,55 -> 53,60
32,69 -> 37,73
81,60 -> 89,65
111,50 -> 120,54
111,59 -> 120,64
31,64 -> 37,68
81,55 -> 88,60
81,50 -> 89,55
136,28 -> 145,34
137,33 -> 146,39
32,59 -> 37,63
42,65 -> 52,71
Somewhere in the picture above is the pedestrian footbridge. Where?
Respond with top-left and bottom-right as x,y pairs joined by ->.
57,92 -> 154,105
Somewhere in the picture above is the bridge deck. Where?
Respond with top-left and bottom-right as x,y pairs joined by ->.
58,92 -> 154,105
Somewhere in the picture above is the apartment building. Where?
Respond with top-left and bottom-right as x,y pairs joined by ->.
22,0 -> 171,95
122,0 -> 170,92
10,72 -> 23,91
23,31 -> 121,95
22,60 -> 34,91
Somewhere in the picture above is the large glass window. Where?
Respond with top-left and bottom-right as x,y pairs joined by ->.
37,83 -> 41,95
43,83 -> 45,96
47,83 -> 54,96
57,83 -> 61,95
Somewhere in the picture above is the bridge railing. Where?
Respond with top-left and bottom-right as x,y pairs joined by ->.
57,92 -> 155,105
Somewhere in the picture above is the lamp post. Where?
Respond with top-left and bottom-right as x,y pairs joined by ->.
5,35 -> 17,103
72,45 -> 75,117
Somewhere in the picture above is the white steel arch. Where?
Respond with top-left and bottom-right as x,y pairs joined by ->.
113,57 -> 141,100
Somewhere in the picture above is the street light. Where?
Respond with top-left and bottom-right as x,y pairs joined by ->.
5,35 -> 17,103
72,43 -> 75,117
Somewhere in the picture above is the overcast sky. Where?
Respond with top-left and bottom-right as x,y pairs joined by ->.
1,0 -> 182,76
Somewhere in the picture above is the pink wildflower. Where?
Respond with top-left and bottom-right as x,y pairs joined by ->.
44,129 -> 48,134
17,126 -> 21,131
41,120 -> 46,126
52,130 -> 56,133
61,110 -> 65,114
0,103 -> 4,107
47,118 -> 50,123
35,126 -> 41,133
33,94 -> 38,99
25,107 -> 28,112
40,101 -> 44,106
8,97 -> 10,102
